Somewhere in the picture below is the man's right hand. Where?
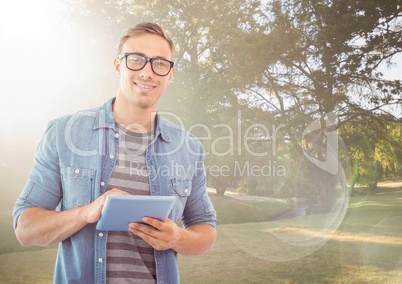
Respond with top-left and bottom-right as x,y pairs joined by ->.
82,188 -> 130,224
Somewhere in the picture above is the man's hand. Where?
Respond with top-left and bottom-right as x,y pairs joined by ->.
129,218 -> 217,256
81,188 -> 130,224
128,217 -> 180,251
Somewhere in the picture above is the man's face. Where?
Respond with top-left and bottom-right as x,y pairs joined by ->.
114,34 -> 175,111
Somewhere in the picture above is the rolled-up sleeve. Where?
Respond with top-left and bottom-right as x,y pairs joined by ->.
13,119 -> 63,229
182,142 -> 217,229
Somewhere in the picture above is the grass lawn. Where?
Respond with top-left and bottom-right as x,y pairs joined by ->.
0,249 -> 56,284
1,184 -> 401,283
179,185 -> 402,283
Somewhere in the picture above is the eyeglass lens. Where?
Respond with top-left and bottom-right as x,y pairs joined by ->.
126,54 -> 172,76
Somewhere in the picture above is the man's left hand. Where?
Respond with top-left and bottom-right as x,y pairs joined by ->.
128,217 -> 180,251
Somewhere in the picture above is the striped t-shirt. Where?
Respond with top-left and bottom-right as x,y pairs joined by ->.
106,125 -> 156,284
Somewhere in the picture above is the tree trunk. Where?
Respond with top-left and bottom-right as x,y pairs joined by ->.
306,158 -> 338,213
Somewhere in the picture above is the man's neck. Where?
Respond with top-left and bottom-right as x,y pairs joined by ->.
112,99 -> 157,133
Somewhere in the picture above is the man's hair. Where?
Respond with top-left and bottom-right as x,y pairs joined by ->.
118,22 -> 175,59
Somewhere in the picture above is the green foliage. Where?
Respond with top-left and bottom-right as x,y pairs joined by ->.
340,117 -> 402,188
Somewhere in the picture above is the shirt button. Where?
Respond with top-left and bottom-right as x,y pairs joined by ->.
115,133 -> 119,138
109,154 -> 114,159
100,182 -> 105,187
99,232 -> 104,237
184,188 -> 188,194
75,169 -> 80,174
98,258 -> 103,263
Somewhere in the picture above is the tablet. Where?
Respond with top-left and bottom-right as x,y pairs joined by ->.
96,195 -> 177,231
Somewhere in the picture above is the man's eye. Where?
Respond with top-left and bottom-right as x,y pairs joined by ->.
154,60 -> 168,68
130,57 -> 143,63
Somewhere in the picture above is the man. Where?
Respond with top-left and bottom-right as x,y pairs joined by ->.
13,22 -> 217,283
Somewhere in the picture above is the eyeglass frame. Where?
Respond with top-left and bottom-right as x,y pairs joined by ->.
118,52 -> 175,76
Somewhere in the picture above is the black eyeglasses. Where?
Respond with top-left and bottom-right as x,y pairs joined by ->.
118,52 -> 174,76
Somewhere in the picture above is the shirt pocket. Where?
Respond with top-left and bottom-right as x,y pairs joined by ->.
61,166 -> 96,210
171,178 -> 192,197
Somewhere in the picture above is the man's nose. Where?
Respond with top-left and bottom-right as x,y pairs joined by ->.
139,62 -> 154,79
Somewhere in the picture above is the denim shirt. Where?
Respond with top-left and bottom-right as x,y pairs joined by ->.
13,98 -> 217,284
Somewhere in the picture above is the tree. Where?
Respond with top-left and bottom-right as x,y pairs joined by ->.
216,0 -> 402,210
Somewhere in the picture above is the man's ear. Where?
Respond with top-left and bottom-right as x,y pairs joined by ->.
114,57 -> 121,75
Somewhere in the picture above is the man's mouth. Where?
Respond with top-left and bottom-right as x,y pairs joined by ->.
135,81 -> 155,90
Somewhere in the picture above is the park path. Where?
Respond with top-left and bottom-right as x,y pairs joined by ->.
377,181 -> 402,189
